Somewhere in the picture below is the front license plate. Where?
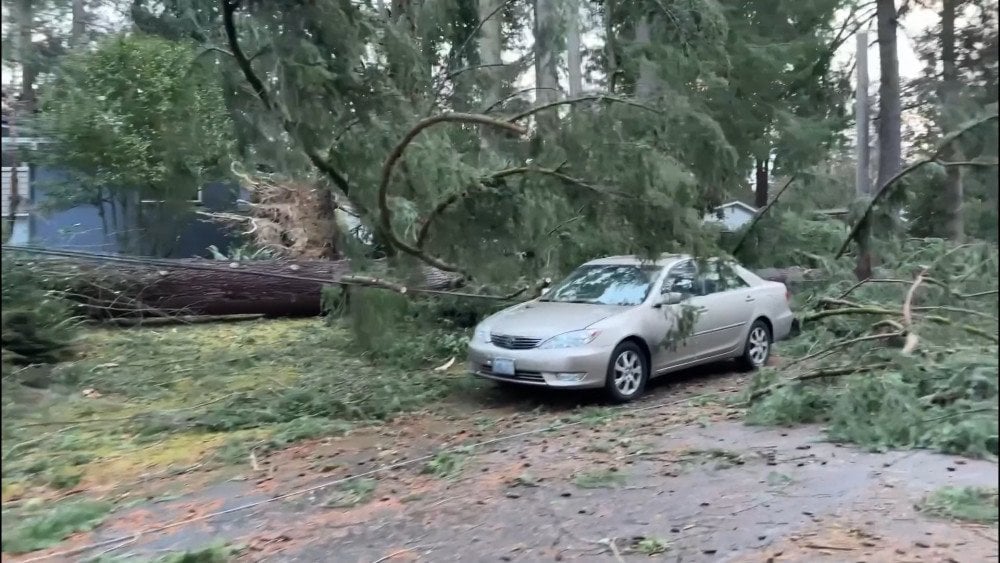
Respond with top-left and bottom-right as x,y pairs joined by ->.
492,358 -> 516,376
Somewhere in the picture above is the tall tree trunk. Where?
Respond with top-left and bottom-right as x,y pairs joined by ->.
566,0 -> 583,98
533,0 -> 560,132
860,0 -> 902,280
604,0 -> 618,92
940,0 -> 964,242
534,0 -> 560,104
16,0 -> 36,110
635,15 -> 658,99
754,158 -> 769,208
875,0 -> 902,187
855,31 -> 873,280
71,0 -> 87,47
479,0 -> 504,105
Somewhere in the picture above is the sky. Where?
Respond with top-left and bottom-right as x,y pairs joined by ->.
3,4 -> 938,88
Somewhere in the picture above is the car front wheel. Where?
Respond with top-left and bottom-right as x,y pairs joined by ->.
605,341 -> 649,403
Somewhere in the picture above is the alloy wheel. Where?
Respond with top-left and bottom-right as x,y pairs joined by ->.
748,326 -> 770,366
612,350 -> 643,396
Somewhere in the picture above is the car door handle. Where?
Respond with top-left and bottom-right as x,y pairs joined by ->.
745,296 -> 755,302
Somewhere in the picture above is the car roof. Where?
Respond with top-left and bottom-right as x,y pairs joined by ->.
583,254 -> 687,267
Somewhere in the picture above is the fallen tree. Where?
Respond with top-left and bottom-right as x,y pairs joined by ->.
5,246 -> 822,319
3,248 -> 465,318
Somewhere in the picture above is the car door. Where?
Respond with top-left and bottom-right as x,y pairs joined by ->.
651,259 -> 711,371
689,260 -> 757,359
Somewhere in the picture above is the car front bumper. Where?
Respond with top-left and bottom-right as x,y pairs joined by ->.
467,341 -> 613,389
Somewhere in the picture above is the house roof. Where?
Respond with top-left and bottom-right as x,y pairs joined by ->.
713,201 -> 758,215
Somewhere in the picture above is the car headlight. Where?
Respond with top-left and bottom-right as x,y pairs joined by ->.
473,326 -> 491,344
539,329 -> 601,349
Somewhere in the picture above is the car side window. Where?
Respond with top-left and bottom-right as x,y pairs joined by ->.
662,260 -> 699,297
702,261 -> 750,294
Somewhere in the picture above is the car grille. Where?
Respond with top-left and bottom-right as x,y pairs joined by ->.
490,333 -> 542,350
479,364 -> 545,383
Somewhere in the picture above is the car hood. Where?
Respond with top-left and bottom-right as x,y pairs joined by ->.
485,301 -> 625,339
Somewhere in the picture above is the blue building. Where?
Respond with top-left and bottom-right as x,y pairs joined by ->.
2,136 -> 240,258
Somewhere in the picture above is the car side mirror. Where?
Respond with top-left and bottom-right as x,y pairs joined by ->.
540,287 -> 551,296
655,291 -> 685,307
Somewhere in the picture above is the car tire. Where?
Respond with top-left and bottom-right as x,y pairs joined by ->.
737,319 -> 772,371
605,341 -> 649,403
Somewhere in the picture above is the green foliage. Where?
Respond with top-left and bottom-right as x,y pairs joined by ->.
206,244 -> 275,261
747,240 -> 999,458
918,486 -> 999,523
323,478 -> 377,508
1,255 -> 81,369
573,469 -> 627,489
38,32 -> 233,225
331,286 -> 502,368
632,537 -> 669,556
734,210 -> 847,268
1,500 -> 111,554
421,448 -> 472,479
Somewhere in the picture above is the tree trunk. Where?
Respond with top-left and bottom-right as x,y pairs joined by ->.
532,0 -> 559,102
604,0 -> 618,92
754,158 -> 769,208
855,31 -> 873,280
875,0 -> 902,188
478,0 -> 504,117
16,0 -> 36,110
71,0 -> 87,47
533,0 -> 560,108
940,0 -> 964,242
635,15 -> 659,99
20,258 -> 464,318
863,0 -> 903,281
566,0 -> 583,98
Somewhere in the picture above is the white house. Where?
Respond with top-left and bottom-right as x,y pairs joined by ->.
702,201 -> 757,232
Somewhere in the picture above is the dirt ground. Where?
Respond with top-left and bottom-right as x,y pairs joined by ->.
11,365 -> 999,563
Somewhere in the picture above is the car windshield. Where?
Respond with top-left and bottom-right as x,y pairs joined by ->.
540,264 -> 661,306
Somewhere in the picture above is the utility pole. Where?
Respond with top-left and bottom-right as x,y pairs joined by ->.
854,30 -> 873,280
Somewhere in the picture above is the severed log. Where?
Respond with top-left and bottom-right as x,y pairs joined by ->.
13,255 -> 464,319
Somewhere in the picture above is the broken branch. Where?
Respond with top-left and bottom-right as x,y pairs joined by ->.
506,94 -> 660,123
901,267 -> 929,354
377,113 -> 527,273
836,112 -> 999,259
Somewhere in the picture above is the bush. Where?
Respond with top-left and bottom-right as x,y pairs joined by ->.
1,255 -> 81,370
323,283 -> 504,368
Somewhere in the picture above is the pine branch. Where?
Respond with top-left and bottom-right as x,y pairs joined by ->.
836,112 -> 999,259
506,94 -> 660,123
220,0 -> 355,200
748,362 -> 892,403
729,175 -> 797,256
488,166 -> 623,196
377,114 -> 527,274
416,191 -> 464,249
415,166 -> 618,250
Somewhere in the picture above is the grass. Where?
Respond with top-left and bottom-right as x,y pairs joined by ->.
1,499 -> 112,554
572,469 -> 627,489
323,478 -> 378,508
918,486 -> 999,523
421,448 -> 473,479
630,536 -> 669,555
2,319 -> 483,506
